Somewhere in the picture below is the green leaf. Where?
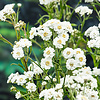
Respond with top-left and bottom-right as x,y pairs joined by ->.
35,15 -> 49,25
39,5 -> 49,13
71,23 -> 77,26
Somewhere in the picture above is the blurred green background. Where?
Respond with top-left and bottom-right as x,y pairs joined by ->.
0,0 -> 99,100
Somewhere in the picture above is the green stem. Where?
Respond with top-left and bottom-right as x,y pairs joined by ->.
31,39 -> 41,48
0,34 -> 13,47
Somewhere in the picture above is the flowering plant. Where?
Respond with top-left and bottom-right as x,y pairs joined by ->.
1,0 -> 100,100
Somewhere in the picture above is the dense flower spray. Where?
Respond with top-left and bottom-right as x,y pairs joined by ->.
0,1 -> 100,100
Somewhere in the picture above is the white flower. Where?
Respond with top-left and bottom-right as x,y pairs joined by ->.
81,67 -> 92,75
53,37 -> 66,49
43,47 -> 55,58
17,3 -> 22,7
58,31 -> 69,41
28,61 -> 43,75
15,91 -> 22,99
55,84 -> 62,90
85,0 -> 94,2
53,78 -> 57,82
76,94 -> 89,100
10,72 -> 19,83
74,48 -> 84,57
90,30 -> 99,39
39,0 -> 51,5
24,71 -> 34,80
98,23 -> 100,28
38,28 -> 52,41
0,11 -> 6,21
42,81 -> 47,86
61,21 -> 73,33
3,4 -> 15,15
87,40 -> 96,48
54,21 -> 64,32
44,19 -> 60,29
16,75 -> 27,86
39,0 -> 60,5
12,47 -> 24,60
66,59 -> 77,70
64,75 -> 74,87
75,54 -> 86,67
75,6 -> 93,16
40,57 -> 53,69
29,27 -> 37,39
88,90 -> 99,100
39,89 -> 47,99
54,91 -> 63,100
19,38 -> 32,48
39,88 -> 55,99
62,47 -> 74,59
0,4 -> 15,21
26,82 -> 36,92
85,26 -> 99,37
45,75 -> 52,81
90,78 -> 97,89
7,72 -> 19,83
92,67 -> 100,76
95,37 -> 100,48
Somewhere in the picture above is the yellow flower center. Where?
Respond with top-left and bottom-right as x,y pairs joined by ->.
16,52 -> 20,56
62,34 -> 66,38
31,31 -> 34,35
43,32 -> 48,37
57,39 -> 62,44
79,57 -> 83,62
91,95 -> 95,97
16,44 -> 20,48
51,21 -> 54,24
84,67 -> 87,69
46,50 -> 51,55
86,71 -> 89,74
76,51 -> 81,54
45,61 -> 50,66
24,40 -> 26,42
30,86 -> 33,89
67,51 -> 71,55
57,25 -> 62,29
19,78 -> 23,82
70,63 -> 74,67
67,25 -> 71,29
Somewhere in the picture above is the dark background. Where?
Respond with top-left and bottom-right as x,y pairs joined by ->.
0,0 -> 99,99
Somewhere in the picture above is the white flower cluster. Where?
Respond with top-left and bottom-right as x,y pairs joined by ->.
0,4 -> 15,21
12,38 -> 32,60
85,0 -> 100,3
85,25 -> 100,48
75,6 -> 93,16
14,20 -> 26,31
39,86 -> 63,100
7,70 -> 37,99
29,19 -> 72,49
62,48 -> 86,70
41,47 -> 55,70
60,66 -> 100,100
39,0 -> 60,5
85,0 -> 94,2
